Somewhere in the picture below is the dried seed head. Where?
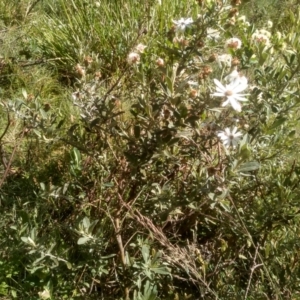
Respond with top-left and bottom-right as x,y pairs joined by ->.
229,8 -> 239,17
231,0 -> 241,5
179,38 -> 189,47
94,71 -> 102,80
84,56 -> 93,66
75,64 -> 85,77
208,53 -> 218,62
203,65 -> 213,76
189,89 -> 198,98
197,40 -> 205,48
231,57 -> 240,66
198,73 -> 204,80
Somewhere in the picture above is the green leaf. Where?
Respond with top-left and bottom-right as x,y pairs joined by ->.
236,161 -> 260,173
142,244 -> 150,263
82,217 -> 90,229
151,266 -> 171,275
71,147 -> 81,165
77,237 -> 90,245
21,237 -> 28,243
269,117 -> 287,131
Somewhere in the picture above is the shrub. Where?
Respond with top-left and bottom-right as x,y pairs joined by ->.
1,0 -> 300,299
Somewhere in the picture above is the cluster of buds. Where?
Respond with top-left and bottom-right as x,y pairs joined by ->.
199,65 -> 213,80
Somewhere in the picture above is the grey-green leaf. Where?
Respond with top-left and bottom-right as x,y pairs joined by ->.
237,161 -> 260,173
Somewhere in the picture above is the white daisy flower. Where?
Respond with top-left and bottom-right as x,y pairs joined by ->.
127,52 -> 140,65
217,127 -> 242,148
172,18 -> 193,33
212,77 -> 248,112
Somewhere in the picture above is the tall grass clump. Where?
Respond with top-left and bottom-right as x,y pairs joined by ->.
0,0 -> 300,299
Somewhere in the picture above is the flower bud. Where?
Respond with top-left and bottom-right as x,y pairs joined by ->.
156,58 -> 164,67
189,89 -> 198,98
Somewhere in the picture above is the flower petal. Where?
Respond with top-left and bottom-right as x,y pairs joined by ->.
213,79 -> 226,92
212,92 -> 225,97
222,99 -> 230,107
232,82 -> 248,94
232,95 -> 248,101
229,98 -> 242,111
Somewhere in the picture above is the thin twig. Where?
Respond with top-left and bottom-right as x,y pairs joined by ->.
0,106 -> 10,142
244,243 -> 263,300
113,177 -> 130,300
0,107 -> 10,169
227,194 -> 282,298
0,129 -> 25,190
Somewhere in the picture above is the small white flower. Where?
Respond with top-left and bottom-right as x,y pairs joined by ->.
251,30 -> 271,46
216,54 -> 232,68
212,77 -> 248,112
127,52 -> 140,64
135,43 -> 147,53
267,20 -> 273,28
172,17 -> 193,33
217,127 -> 242,148
225,37 -> 242,50
206,28 -> 220,40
